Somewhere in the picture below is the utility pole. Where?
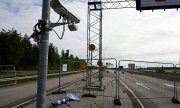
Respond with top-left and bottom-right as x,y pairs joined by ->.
36,0 -> 50,108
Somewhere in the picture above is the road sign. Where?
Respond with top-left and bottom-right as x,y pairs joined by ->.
62,64 -> 67,71
136,0 -> 180,10
97,60 -> 103,66
89,44 -> 95,51
81,63 -> 87,70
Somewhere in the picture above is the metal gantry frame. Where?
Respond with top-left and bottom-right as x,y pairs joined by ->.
87,1 -> 103,89
86,0 -> 135,105
87,0 -> 136,87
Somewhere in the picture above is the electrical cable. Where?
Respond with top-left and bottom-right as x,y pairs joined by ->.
30,15 -> 66,42
52,17 -> 66,40
51,16 -> 61,29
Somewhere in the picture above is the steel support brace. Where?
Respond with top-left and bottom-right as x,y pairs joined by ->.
101,0 -> 135,10
87,1 -> 103,90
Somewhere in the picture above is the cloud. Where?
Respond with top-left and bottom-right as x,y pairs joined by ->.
0,0 -> 42,34
1,0 -> 180,63
101,8 -> 180,61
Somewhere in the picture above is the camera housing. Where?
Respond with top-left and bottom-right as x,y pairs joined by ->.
68,23 -> 78,31
50,0 -> 80,24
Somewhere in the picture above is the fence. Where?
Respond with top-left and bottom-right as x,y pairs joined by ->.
118,60 -> 180,107
58,58 -> 122,105
1,59 -> 180,107
0,65 -> 16,86
0,60 -> 85,87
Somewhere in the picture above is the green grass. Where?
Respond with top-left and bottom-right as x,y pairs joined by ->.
0,70 -> 85,88
0,80 -> 16,86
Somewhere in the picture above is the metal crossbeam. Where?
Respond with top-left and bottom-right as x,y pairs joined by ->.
102,0 -> 135,9
88,0 -> 136,10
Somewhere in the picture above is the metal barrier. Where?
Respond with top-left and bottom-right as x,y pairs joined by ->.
61,58 -> 122,105
0,65 -> 16,86
174,64 -> 180,103
54,59 -> 86,94
118,60 -> 180,107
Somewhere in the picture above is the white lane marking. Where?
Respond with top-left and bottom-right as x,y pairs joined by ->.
136,82 -> 150,90
164,83 -> 180,89
164,83 -> 174,87
119,79 -> 145,108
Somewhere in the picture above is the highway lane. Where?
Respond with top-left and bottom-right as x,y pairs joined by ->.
120,71 -> 180,108
0,72 -> 85,108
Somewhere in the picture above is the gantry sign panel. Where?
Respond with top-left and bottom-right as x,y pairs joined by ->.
136,0 -> 180,10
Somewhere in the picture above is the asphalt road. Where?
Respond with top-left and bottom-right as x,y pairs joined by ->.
1,70 -> 179,108
120,71 -> 180,108
0,72 -> 85,108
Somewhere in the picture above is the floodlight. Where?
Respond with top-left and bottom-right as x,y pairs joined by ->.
50,0 -> 80,24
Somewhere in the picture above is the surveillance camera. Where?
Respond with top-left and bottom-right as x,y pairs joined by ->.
50,0 -> 80,24
68,23 -> 78,31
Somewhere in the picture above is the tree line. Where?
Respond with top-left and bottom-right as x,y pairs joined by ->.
0,29 -> 85,70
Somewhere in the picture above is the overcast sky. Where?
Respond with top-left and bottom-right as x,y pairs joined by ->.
1,0 -> 180,64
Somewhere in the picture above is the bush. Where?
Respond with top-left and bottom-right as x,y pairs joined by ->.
155,66 -> 164,74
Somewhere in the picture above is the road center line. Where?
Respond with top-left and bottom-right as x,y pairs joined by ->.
119,79 -> 145,108
136,82 -> 150,90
